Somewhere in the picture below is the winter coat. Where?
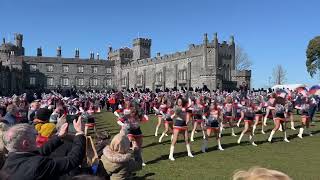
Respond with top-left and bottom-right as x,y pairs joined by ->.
1,135 -> 86,180
99,147 -> 142,180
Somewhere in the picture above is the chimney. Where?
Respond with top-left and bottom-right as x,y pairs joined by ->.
108,44 -> 112,53
75,48 -> 79,58
96,53 -> 100,60
37,47 -> 42,56
90,51 -> 94,59
57,46 -> 62,57
156,52 -> 161,57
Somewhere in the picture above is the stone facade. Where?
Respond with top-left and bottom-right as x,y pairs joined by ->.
0,33 -> 251,94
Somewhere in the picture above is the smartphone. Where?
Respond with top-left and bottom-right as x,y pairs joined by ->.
66,114 -> 79,134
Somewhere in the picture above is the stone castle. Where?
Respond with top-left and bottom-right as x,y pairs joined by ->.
0,33 -> 251,95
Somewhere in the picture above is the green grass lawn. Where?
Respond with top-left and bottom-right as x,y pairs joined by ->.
94,112 -> 320,180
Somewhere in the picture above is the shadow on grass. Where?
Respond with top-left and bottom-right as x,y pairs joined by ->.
133,172 -> 155,180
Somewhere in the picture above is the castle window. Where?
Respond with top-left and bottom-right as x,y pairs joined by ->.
178,70 -> 187,80
30,65 -> 37,72
47,65 -> 53,72
106,79 -> 112,86
47,77 -> 54,86
63,65 -> 69,73
91,78 -> 98,86
122,78 -> 127,86
77,78 -> 84,86
156,72 -> 162,82
106,68 -> 112,74
78,66 -> 84,73
62,77 -> 69,86
30,77 -> 36,85
92,67 -> 98,73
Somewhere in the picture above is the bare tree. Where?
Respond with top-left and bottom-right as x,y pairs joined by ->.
272,65 -> 287,85
235,45 -> 252,71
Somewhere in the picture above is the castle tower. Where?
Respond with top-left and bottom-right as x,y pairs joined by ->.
15,33 -> 24,56
132,38 -> 151,60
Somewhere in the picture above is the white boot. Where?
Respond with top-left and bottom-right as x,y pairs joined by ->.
201,139 -> 208,153
298,128 -> 304,139
186,144 -> 194,158
155,127 -> 159,137
252,125 -> 257,135
291,122 -> 296,130
217,139 -> 224,150
261,125 -> 265,134
237,132 -> 244,144
237,121 -> 241,127
268,130 -> 276,142
202,130 -> 206,139
169,145 -> 175,161
263,117 -> 268,126
190,131 -> 195,142
231,128 -> 237,137
159,132 -> 165,143
165,133 -> 169,136
279,124 -> 283,132
283,131 -> 290,142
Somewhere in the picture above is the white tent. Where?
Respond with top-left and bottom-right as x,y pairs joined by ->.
271,84 -> 307,91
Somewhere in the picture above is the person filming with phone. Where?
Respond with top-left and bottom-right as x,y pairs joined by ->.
1,115 -> 86,180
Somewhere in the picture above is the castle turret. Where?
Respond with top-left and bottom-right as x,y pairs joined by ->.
75,48 -> 80,58
57,46 -> 62,57
132,38 -> 151,60
15,34 -> 23,49
37,47 -> 42,56
213,32 -> 218,48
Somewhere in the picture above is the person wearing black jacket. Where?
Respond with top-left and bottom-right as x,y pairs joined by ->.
1,117 -> 86,180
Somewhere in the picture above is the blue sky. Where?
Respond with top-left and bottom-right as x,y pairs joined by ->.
1,0 -> 319,88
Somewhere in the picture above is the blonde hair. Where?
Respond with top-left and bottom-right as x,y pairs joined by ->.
233,167 -> 291,180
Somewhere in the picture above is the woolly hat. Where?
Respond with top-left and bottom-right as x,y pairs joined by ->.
35,123 -> 56,137
36,108 -> 51,121
109,131 -> 130,154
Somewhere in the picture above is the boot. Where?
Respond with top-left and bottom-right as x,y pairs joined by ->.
155,127 -> 159,137
250,135 -> 257,146
202,130 -> 206,139
291,121 -> 296,130
237,132 -> 244,144
261,125 -> 265,134
201,139 -> 208,153
279,124 -> 283,132
236,120 -> 241,127
231,128 -> 237,137
169,145 -> 175,161
190,131 -> 195,142
186,144 -> 194,158
268,130 -> 276,142
298,128 -> 304,139
252,125 -> 257,135
217,139 -> 224,151
159,132 -> 165,143
263,117 -> 268,126
283,131 -> 290,142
